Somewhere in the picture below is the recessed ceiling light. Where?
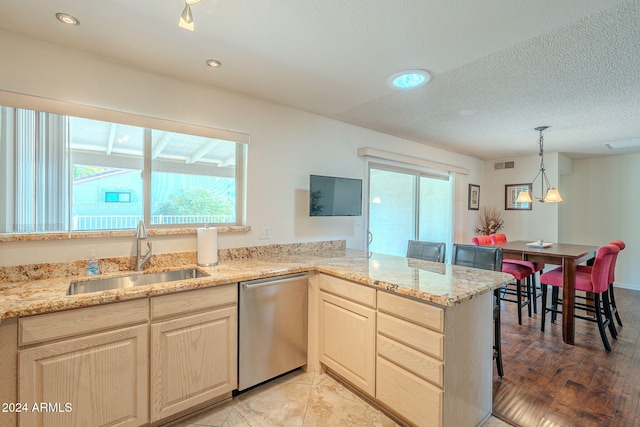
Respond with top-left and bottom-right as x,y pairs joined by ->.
206,59 -> 222,68
55,13 -> 79,26
388,70 -> 431,90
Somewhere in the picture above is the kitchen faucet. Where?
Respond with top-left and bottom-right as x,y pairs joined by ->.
135,220 -> 152,271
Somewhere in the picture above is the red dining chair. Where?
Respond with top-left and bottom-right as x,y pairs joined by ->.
607,240 -> 625,327
490,233 -> 545,314
540,244 -> 619,351
472,235 -> 534,325
472,235 -> 493,246
576,240 -> 625,328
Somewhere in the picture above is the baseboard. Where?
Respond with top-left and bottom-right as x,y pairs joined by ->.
614,282 -> 639,291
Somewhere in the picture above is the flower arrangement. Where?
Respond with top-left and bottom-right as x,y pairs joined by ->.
475,206 -> 504,235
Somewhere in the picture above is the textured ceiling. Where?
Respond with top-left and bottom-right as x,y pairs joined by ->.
0,0 -> 638,160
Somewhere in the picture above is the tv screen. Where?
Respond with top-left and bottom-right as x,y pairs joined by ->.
310,175 -> 362,216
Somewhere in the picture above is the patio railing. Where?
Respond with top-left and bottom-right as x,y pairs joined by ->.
72,215 -> 234,230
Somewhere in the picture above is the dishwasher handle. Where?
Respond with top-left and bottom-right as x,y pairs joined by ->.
241,274 -> 308,290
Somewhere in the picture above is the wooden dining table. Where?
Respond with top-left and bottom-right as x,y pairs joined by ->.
492,240 -> 599,345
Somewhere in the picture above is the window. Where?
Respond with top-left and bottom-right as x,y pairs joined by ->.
71,117 -> 144,231
0,106 -> 247,233
150,130 -> 240,226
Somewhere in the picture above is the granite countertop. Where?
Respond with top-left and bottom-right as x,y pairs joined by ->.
0,247 -> 512,324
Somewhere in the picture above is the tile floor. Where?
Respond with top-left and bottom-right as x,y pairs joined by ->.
167,369 -> 512,427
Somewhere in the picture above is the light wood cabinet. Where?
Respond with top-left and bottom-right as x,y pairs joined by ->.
318,274 -> 376,396
376,292 -> 445,426
150,285 -> 237,422
15,284 -> 239,427
18,300 -> 149,427
8,266 -> 494,427
0,318 -> 18,427
376,290 -> 493,427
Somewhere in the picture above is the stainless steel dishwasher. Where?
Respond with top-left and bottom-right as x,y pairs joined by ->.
238,273 -> 308,390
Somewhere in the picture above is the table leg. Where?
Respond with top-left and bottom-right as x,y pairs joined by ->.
585,258 -> 595,316
562,258 -> 577,345
586,292 -> 595,316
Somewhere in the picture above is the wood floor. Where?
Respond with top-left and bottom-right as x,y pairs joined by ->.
492,286 -> 640,427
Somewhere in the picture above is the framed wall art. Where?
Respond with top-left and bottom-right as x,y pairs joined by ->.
468,184 -> 480,210
505,183 -> 532,210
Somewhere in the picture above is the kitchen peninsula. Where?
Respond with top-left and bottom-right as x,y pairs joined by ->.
0,241 -> 511,427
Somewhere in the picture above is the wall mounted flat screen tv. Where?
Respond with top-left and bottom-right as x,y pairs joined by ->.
310,174 -> 362,216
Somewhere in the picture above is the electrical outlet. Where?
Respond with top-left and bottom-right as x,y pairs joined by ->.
259,226 -> 271,239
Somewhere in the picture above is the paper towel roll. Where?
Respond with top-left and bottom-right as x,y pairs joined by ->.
197,227 -> 218,266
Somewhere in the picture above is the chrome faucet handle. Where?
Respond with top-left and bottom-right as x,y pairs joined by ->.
136,220 -> 147,239
141,241 -> 153,268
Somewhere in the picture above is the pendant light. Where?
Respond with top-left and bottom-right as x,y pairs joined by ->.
515,126 -> 563,204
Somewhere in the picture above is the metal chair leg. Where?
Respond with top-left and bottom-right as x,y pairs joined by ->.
541,283 -> 548,332
493,289 -> 504,378
602,291 -> 617,340
593,294 -> 611,351
609,283 -> 623,327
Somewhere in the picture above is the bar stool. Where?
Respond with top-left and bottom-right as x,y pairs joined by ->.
576,240 -> 625,328
472,236 -> 534,325
406,240 -> 446,263
540,244 -> 619,351
608,240 -> 625,327
490,233 -> 545,313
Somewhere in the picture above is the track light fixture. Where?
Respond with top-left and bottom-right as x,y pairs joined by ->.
179,0 -> 201,31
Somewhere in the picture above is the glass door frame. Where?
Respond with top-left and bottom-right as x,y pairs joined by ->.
364,158 -> 455,260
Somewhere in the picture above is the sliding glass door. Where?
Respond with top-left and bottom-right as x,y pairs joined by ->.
368,168 -> 416,256
417,172 -> 451,243
368,164 -> 452,258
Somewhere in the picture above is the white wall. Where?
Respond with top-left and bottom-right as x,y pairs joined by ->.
0,30 -> 485,267
455,166 -> 486,245
559,153 -> 640,290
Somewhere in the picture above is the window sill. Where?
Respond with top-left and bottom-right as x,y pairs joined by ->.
0,226 -> 252,243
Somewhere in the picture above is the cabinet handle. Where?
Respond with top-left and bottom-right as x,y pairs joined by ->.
241,274 -> 307,290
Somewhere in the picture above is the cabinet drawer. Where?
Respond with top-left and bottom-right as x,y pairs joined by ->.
19,299 -> 148,346
318,274 -> 376,308
377,334 -> 443,387
377,312 -> 443,360
378,291 -> 443,333
151,284 -> 237,320
377,356 -> 443,427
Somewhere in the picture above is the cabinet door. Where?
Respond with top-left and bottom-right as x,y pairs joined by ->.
319,291 -> 376,396
150,306 -> 237,422
19,324 -> 148,427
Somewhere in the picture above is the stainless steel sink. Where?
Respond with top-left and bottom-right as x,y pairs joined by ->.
67,268 -> 210,295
